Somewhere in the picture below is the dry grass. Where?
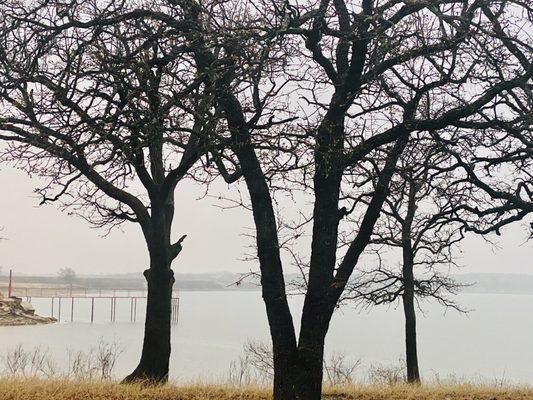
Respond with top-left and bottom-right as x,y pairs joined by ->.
0,378 -> 532,400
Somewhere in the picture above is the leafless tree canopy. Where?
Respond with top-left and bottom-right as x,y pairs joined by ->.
0,0 -> 219,232
195,1 -> 532,398
0,0 -> 531,397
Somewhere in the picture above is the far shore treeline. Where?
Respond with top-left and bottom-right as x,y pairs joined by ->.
3,272 -> 533,295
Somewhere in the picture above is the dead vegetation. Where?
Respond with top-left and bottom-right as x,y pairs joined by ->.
0,378 -> 532,400
2,339 -> 123,380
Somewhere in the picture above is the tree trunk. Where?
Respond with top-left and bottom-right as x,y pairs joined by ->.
123,265 -> 174,383
402,178 -> 420,383
272,338 -> 298,400
122,200 -> 176,384
402,286 -> 420,383
220,95 -> 299,400
294,330 -> 326,400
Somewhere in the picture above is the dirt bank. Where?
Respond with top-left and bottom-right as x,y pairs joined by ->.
0,295 -> 56,326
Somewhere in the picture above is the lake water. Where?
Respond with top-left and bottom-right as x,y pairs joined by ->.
0,291 -> 531,384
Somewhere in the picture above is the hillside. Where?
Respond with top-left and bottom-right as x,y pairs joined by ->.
2,272 -> 533,294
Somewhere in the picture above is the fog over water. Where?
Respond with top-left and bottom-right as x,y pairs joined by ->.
1,165 -> 532,384
0,291 -> 532,383
1,167 -> 531,276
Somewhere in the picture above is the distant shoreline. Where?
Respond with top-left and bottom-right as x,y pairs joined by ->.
2,272 -> 533,296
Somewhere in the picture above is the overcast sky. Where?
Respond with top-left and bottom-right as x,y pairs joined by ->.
0,166 -> 531,277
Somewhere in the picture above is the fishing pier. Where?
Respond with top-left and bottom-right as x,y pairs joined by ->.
2,270 -> 180,324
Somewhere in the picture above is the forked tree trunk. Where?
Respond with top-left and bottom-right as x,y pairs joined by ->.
273,338 -> 324,400
271,337 -> 298,399
293,342 -> 325,400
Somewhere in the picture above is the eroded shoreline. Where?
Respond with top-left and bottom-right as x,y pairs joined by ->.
0,296 -> 56,326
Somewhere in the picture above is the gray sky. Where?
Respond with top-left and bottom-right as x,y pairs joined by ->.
0,166 -> 531,277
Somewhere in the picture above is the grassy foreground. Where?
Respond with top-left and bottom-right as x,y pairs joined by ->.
0,378 -> 532,400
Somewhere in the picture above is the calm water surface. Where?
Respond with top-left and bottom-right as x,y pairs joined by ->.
0,291 -> 531,383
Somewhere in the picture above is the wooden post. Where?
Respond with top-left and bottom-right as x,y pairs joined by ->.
176,297 -> 180,325
91,298 -> 95,323
58,298 -> 62,322
7,269 -> 12,298
71,297 -> 74,322
51,297 -> 54,317
171,297 -> 179,324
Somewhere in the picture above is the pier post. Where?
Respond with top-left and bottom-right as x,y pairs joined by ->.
71,297 -> 74,322
7,269 -> 12,297
176,297 -> 180,325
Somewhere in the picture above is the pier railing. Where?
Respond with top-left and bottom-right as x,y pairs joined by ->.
4,286 -> 179,324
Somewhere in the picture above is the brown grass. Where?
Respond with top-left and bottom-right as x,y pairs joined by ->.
0,378 -> 532,400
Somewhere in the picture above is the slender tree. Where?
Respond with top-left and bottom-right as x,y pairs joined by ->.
0,0 -> 219,381
343,138 -> 469,383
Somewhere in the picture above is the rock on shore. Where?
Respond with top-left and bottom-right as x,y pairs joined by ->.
0,295 -> 56,326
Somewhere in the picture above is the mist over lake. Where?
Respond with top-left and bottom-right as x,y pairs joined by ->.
1,290 -> 530,384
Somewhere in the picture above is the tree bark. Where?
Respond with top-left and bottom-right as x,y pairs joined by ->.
402,280 -> 420,383
124,196 -> 177,383
215,85 -> 299,400
294,345 -> 325,400
402,178 -> 420,383
293,111 -> 345,400
123,263 -> 174,383
295,307 -> 330,400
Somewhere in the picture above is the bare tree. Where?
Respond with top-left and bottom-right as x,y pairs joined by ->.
189,1 -> 533,399
58,267 -> 77,286
0,0 -> 531,397
343,138 -> 469,383
0,0 -> 220,382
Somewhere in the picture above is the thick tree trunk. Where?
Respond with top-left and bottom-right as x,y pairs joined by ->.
294,322 -> 328,400
294,348 -> 324,400
124,199 -> 176,384
271,334 -> 298,400
123,265 -> 174,383
290,112 -> 344,400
